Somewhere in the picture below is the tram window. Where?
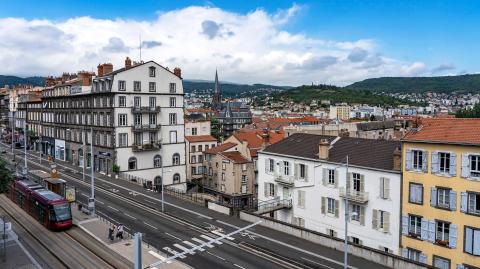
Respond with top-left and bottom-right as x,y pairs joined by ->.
53,204 -> 72,221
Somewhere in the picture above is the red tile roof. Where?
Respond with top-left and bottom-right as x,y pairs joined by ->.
185,135 -> 217,143
233,129 -> 285,149
221,151 -> 250,164
403,118 -> 480,145
204,142 -> 237,154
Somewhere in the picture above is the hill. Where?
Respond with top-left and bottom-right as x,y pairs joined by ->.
0,75 -> 45,87
183,80 -> 290,96
347,74 -> 480,93
275,84 -> 421,106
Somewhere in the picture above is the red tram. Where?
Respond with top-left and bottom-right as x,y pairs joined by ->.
8,180 -> 73,231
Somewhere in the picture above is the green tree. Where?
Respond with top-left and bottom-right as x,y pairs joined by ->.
210,117 -> 220,140
0,158 -> 13,193
456,103 -> 480,118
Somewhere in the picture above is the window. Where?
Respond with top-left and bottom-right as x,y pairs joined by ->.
192,127 -> 197,136
172,153 -> 180,165
153,155 -> 162,168
169,131 -> 177,143
432,256 -> 450,269
128,157 -> 137,170
435,221 -> 450,244
268,183 -> 275,197
406,248 -> 421,262
149,66 -> 156,77
299,164 -> 306,179
437,188 -> 450,209
191,155 -> 196,164
191,167 -> 196,175
352,173 -> 361,192
170,97 -> 176,107
169,83 -> 176,93
464,226 -> 480,256
351,237 -> 360,245
149,114 -> 157,125
118,114 -> 127,126
379,177 -> 390,199
134,81 -> 141,91
438,152 -> 451,173
134,133 -> 142,145
221,173 -> 225,181
241,184 -> 247,194
327,198 -> 336,214
283,161 -> 290,176
134,96 -> 141,108
119,134 -> 128,147
191,145 -> 196,152
118,80 -> 126,91
413,150 -> 424,170
173,173 -> 180,183
118,96 -> 126,107
268,159 -> 274,173
149,97 -> 156,108
373,210 -> 390,232
297,190 -> 305,208
134,114 -> 142,126
409,215 -> 422,237
241,163 -> 247,171
169,113 -> 177,125
351,204 -> 361,221
467,192 -> 480,215
409,183 -> 423,204
198,145 -> 202,152
328,169 -> 335,185
149,82 -> 156,92
471,155 -> 480,177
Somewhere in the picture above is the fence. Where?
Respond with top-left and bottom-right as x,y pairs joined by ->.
163,187 -> 214,205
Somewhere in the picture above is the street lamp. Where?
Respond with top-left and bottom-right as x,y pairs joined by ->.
342,156 -> 350,269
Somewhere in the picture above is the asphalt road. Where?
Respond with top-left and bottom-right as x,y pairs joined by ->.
1,143 -> 391,269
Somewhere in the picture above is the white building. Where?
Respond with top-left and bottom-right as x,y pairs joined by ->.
258,133 -> 402,254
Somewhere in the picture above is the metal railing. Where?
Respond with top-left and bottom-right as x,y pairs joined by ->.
131,106 -> 161,113
339,187 -> 369,203
132,143 -> 160,152
132,124 -> 161,131
274,174 -> 295,186
255,197 -> 292,214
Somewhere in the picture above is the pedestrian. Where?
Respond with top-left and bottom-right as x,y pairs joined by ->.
116,224 -> 124,240
108,224 -> 114,241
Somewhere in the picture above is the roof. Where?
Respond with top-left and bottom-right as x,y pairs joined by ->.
403,118 -> 480,146
262,133 -> 400,171
233,129 -> 285,149
185,135 -> 217,143
221,151 -> 250,164
205,142 -> 237,154
96,60 -> 178,78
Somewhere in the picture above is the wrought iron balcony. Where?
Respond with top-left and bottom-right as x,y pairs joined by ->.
274,174 -> 295,187
132,124 -> 161,131
131,106 -> 161,113
132,143 -> 160,152
339,187 -> 369,203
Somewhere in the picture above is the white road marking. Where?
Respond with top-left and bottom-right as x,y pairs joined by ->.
206,251 -> 225,261
234,264 -> 246,269
163,247 -> 186,259
81,193 -> 89,197
192,237 -> 214,248
144,222 -> 158,230
200,235 -> 222,245
164,232 -> 183,241
211,230 -> 234,240
301,257 -> 335,269
183,240 -> 204,251
144,199 -> 156,204
107,206 -> 119,212
173,243 -> 194,254
96,200 -> 105,205
148,250 -> 171,264
124,213 -> 136,219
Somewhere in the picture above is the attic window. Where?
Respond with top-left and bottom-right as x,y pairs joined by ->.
149,66 -> 156,77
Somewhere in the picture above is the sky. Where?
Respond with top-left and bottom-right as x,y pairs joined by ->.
0,0 -> 478,86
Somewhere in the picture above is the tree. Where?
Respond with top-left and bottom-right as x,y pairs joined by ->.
456,103 -> 480,118
210,117 -> 220,140
0,158 -> 13,193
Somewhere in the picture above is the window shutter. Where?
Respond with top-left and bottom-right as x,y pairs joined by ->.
274,184 -> 278,197
402,215 -> 409,235
372,209 -> 378,229
265,158 -> 269,173
450,153 -> 457,176
304,165 -> 308,180
431,151 -> 439,174
422,151 -> 428,172
449,224 -> 457,249
279,162 -> 284,176
360,174 -> 365,192
379,178 -> 384,198
383,212 -> 390,233
461,154 -> 470,178
416,184 -> 423,203
360,206 -> 365,226
430,187 -> 437,207
346,173 -> 351,190
334,170 -> 339,187
419,254 -> 427,264
460,192 -> 468,212
294,163 -> 299,179
264,182 -> 268,197
428,220 -> 435,242
474,229 -> 480,255
409,184 -> 415,202
449,190 -> 457,211
335,200 -> 339,217
421,219 -> 429,240
384,178 -> 390,199
292,217 -> 298,226
322,168 -> 327,186
406,149 -> 413,170
321,197 -> 326,214
401,248 -> 408,258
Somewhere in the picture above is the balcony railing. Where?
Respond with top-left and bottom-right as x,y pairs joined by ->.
132,124 -> 161,131
339,187 -> 369,203
274,174 -> 295,187
132,143 -> 160,152
131,106 -> 161,113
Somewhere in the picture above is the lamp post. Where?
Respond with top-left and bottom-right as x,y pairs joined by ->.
90,127 -> 95,216
343,155 -> 349,269
23,120 -> 27,177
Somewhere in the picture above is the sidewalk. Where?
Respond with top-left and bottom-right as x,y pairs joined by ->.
72,205 -> 190,269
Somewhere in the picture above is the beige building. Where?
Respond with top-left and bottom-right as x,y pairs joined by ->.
329,105 -> 351,120
185,135 -> 217,182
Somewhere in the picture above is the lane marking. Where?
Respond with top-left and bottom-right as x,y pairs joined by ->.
192,237 -> 213,248
206,251 -> 226,261
107,206 -> 119,212
301,257 -> 335,269
124,213 -> 136,219
173,243 -> 194,254
200,235 -> 222,245
163,247 -> 186,259
148,250 -> 171,264
183,240 -> 204,252
144,222 -> 158,230
234,264 -> 246,269
96,200 -> 105,205
211,230 -> 234,240
144,199 -> 156,204
81,193 -> 89,198
164,232 -> 183,241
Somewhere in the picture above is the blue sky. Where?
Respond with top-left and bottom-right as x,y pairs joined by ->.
0,0 -> 478,85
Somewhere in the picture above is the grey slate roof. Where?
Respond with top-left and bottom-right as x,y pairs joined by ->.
262,133 -> 400,171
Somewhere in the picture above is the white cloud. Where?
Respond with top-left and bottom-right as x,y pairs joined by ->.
0,5 -> 428,86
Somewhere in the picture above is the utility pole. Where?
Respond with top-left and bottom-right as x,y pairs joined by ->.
134,232 -> 142,269
344,155 -> 349,269
160,142 -> 164,212
23,120 -> 27,177
82,128 -> 86,181
89,127 -> 95,216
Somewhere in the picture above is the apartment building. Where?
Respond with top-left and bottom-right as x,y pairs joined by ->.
186,135 -> 217,182
17,91 -> 42,150
401,119 -> 480,269
258,133 -> 402,253
329,105 -> 351,120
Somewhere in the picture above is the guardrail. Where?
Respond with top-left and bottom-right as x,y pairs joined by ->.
339,187 -> 369,203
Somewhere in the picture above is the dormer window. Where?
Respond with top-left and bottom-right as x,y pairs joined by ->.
149,66 -> 156,77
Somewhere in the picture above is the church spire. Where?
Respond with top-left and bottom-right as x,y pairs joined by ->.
213,69 -> 222,110
214,69 -> 220,93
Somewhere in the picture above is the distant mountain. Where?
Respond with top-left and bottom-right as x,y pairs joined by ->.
183,80 -> 291,96
347,74 -> 480,93
0,75 -> 45,87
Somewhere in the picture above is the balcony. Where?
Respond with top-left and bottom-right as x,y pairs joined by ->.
131,106 -> 161,113
339,187 -> 369,204
274,174 -> 294,187
132,143 -> 160,152
132,124 -> 161,131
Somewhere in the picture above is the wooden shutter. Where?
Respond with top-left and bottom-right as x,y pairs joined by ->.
360,174 -> 365,192
419,254 -> 427,264
428,220 -> 435,242
461,153 -> 470,178
264,182 -> 268,197
265,158 -> 269,173
449,190 -> 457,211
279,162 -> 284,176
401,215 -> 409,235
273,184 -> 278,197
372,209 -> 378,229
421,219 -> 429,240
383,212 -> 390,233
297,190 -> 303,208
431,151 -> 439,174
322,168 -> 327,186
334,200 -> 339,217
379,178 -> 384,198
430,187 -> 437,207
334,170 -> 339,187
405,149 -> 412,170
449,224 -> 457,249
346,172 -> 351,190
360,206 -> 365,226
460,192 -> 468,212
450,153 -> 457,176
294,163 -> 299,179
304,165 -> 308,180
421,151 -> 428,172
321,197 -> 326,214
401,248 -> 408,258
457,265 -> 465,269
383,178 -> 390,199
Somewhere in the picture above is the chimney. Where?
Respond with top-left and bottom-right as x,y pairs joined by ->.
78,71 -> 94,86
318,138 -> 330,160
173,67 -> 182,78
125,57 -> 132,69
261,129 -> 270,148
45,76 -> 55,87
393,146 -> 402,171
97,64 -> 104,77
103,63 -> 113,75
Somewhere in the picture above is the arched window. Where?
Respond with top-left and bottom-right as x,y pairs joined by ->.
154,176 -> 162,186
153,155 -> 162,168
173,173 -> 180,183
172,153 -> 180,165
128,157 -> 137,170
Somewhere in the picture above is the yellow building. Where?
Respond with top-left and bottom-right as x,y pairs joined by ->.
401,118 -> 480,269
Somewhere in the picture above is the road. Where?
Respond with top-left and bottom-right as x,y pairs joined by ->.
1,143 -> 390,269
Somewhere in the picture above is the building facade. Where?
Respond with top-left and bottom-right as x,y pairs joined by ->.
401,119 -> 480,269
258,133 -> 402,253
185,135 -> 217,182
329,105 -> 352,120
